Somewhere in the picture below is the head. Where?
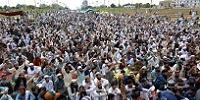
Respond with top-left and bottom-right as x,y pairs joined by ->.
19,86 -> 26,95
57,74 -> 62,80
175,70 -> 180,78
108,93 -> 115,100
96,73 -> 101,80
78,66 -> 83,72
19,73 -> 25,79
111,82 -> 117,90
1,74 -> 7,80
141,79 -> 148,86
189,87 -> 196,95
127,80 -> 133,87
40,87 -> 46,94
85,76 -> 90,83
31,86 -> 39,94
65,67 -> 70,73
44,76 -> 50,82
162,69 -> 168,77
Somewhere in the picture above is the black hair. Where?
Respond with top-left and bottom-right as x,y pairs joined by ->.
108,93 -> 115,100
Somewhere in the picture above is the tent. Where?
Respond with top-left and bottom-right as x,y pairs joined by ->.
79,8 -> 98,14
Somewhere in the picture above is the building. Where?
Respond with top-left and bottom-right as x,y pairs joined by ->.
159,0 -> 175,8
162,0 -> 200,8
184,0 -> 200,7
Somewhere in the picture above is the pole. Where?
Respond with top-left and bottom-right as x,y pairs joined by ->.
7,0 -> 10,7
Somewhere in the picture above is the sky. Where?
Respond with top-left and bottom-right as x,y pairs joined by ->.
0,0 -> 162,9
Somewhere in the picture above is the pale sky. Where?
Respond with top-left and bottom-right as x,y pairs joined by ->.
0,0 -> 162,9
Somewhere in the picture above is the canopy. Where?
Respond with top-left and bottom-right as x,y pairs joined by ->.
0,11 -> 24,16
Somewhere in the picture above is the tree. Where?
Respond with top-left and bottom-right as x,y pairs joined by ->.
135,3 -> 142,8
27,5 -> 35,9
143,3 -> 150,8
110,3 -> 116,8
3,5 -> 8,9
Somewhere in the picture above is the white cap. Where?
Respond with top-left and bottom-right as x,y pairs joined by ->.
77,66 -> 82,69
71,79 -> 77,83
29,63 -> 34,66
142,66 -> 147,70
163,56 -> 167,59
93,60 -> 98,62
105,59 -> 109,63
95,72 -> 101,76
57,73 -> 62,77
44,75 -> 49,79
155,64 -> 159,68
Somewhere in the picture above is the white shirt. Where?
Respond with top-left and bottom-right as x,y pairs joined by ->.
108,87 -> 121,100
27,67 -> 37,76
41,80 -> 54,91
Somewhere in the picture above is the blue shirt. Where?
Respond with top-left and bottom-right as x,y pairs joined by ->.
161,90 -> 177,100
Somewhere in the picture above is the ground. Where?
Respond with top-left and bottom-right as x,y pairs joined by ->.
98,8 -> 200,21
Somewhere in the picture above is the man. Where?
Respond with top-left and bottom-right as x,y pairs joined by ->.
94,72 -> 109,91
15,86 -> 36,100
14,73 -> 27,91
0,74 -> 13,94
41,75 -> 54,91
27,63 -> 38,77
160,80 -> 177,100
54,73 -> 67,99
61,63 -> 75,87
139,79 -> 155,100
37,87 -> 46,100
154,69 -> 168,90
76,65 -> 90,87
125,79 -> 136,99
108,82 -> 122,100
151,64 -> 160,82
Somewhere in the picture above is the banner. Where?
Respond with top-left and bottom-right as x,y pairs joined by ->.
0,11 -> 24,16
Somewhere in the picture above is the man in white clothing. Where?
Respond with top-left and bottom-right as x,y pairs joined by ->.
41,75 -> 54,91
108,82 -> 121,100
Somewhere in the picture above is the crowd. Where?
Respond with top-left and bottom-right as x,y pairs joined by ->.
0,9 -> 199,100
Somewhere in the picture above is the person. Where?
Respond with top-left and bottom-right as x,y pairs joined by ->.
41,75 -> 54,91
125,79 -> 136,99
160,80 -> 177,100
108,93 -> 115,100
76,65 -> 90,87
68,79 -> 79,100
108,82 -> 121,100
15,86 -> 36,100
13,73 -> 27,91
61,63 -> 76,87
0,74 -> 13,94
94,72 -> 109,91
93,80 -> 107,100
75,86 -> 91,100
151,64 -> 160,82
154,69 -> 168,90
37,87 -> 46,100
139,79 -> 155,100
185,87 -> 196,100
27,63 -> 38,78
54,73 -> 67,99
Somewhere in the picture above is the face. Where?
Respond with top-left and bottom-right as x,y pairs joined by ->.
19,74 -> 25,79
20,89 -> 25,95
45,78 -> 49,82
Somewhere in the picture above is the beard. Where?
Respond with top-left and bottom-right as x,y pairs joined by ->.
30,67 -> 34,70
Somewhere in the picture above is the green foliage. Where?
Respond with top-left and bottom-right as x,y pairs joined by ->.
27,5 -> 35,9
110,3 -> 116,8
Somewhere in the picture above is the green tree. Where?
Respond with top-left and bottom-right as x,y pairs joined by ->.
143,3 -> 150,8
110,3 -> 116,8
27,5 -> 35,9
